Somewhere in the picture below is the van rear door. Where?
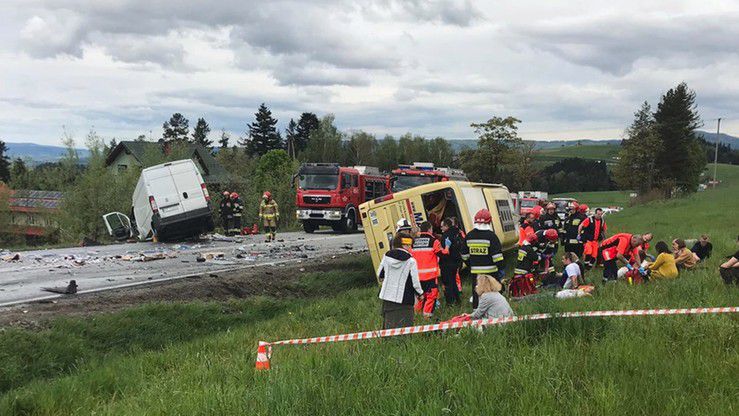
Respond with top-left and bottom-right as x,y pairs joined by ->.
169,161 -> 208,213
146,165 -> 185,218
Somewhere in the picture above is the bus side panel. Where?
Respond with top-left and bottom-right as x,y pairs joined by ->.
482,188 -> 519,251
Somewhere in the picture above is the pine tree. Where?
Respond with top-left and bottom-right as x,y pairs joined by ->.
614,102 -> 662,193
285,119 -> 298,158
9,158 -> 29,189
192,118 -> 212,148
653,82 -> 704,193
242,103 -> 283,156
218,129 -> 230,149
0,140 -> 10,183
295,112 -> 319,153
162,113 -> 190,143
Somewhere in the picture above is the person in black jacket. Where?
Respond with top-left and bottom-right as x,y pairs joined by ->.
439,218 -> 464,305
691,235 -> 713,261
562,202 -> 586,257
461,209 -> 504,308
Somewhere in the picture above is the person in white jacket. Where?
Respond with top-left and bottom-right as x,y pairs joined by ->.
378,232 -> 424,329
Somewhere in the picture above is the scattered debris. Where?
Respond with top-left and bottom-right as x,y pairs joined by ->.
1,253 -> 20,262
41,280 -> 78,295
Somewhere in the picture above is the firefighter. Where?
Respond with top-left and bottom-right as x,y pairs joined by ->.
461,209 -> 504,308
396,218 -> 413,234
533,229 -> 559,281
600,233 -> 644,282
518,206 -> 542,245
439,218 -> 464,305
219,191 -> 232,234
229,192 -> 244,236
411,221 -> 446,317
510,232 -> 540,297
563,201 -> 586,257
578,206 -> 606,270
259,191 -> 280,242
538,203 -> 560,271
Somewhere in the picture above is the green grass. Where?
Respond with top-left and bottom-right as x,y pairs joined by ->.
551,190 -> 633,208
1,165 -> 738,415
534,144 -> 621,164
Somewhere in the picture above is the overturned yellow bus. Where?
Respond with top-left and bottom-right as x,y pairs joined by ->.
359,181 -> 519,274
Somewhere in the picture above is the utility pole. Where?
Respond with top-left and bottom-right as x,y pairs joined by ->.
713,118 -> 721,187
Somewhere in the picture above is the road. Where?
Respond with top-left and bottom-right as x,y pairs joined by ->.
0,231 -> 367,307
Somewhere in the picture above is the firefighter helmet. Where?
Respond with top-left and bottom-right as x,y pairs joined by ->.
230,192 -> 239,199
531,205 -> 543,220
263,191 -> 271,199
570,201 -> 579,212
396,219 -> 412,232
525,232 -> 538,244
543,229 -> 558,242
578,204 -> 589,213
474,209 -> 492,224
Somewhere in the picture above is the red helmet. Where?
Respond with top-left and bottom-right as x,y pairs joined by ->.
263,191 -> 271,199
230,192 -> 239,199
578,204 -> 589,213
570,201 -> 579,212
531,205 -> 543,220
543,229 -> 558,242
525,232 -> 538,244
474,209 -> 492,224
546,202 -> 556,210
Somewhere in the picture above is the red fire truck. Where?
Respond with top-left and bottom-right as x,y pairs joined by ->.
295,163 -> 391,233
391,162 -> 467,192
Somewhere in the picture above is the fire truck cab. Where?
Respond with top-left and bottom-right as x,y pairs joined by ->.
391,162 -> 467,192
359,181 -> 519,275
295,163 -> 390,233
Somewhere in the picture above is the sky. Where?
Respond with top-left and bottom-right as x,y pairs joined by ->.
1,0 -> 738,146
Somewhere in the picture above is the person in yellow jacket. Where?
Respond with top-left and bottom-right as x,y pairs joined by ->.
647,241 -> 678,279
259,191 -> 280,242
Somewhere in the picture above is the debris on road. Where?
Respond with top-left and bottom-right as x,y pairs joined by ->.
41,280 -> 78,295
1,253 -> 21,262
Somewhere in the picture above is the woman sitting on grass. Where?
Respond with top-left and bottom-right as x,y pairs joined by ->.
673,239 -> 698,270
719,235 -> 739,285
470,275 -> 514,319
647,241 -> 678,279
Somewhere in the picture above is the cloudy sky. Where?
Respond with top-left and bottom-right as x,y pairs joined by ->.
1,0 -> 738,146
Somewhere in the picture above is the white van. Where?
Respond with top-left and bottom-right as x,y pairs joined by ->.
103,159 -> 215,241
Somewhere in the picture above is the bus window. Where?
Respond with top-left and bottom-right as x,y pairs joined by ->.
461,187 -> 489,221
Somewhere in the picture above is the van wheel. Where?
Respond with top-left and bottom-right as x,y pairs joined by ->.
302,221 -> 316,233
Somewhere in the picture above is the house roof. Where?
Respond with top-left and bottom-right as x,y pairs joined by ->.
105,141 -> 231,184
6,188 -> 64,212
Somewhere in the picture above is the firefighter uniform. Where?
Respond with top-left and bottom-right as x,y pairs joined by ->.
563,211 -> 587,257
219,195 -> 232,232
229,194 -> 244,236
532,229 -> 558,277
462,228 -> 504,308
517,217 -> 540,246
439,225 -> 464,305
510,241 -> 539,297
600,232 -> 634,281
260,196 -> 280,242
411,231 -> 445,317
580,215 -> 607,269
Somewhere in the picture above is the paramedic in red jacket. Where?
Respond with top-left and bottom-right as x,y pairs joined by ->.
600,233 -> 644,282
578,206 -> 606,270
411,221 -> 447,318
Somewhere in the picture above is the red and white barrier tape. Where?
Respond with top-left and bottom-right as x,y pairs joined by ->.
256,307 -> 738,367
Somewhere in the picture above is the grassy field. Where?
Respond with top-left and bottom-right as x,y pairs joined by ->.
533,144 -> 621,167
1,165 -> 737,415
551,190 -> 633,207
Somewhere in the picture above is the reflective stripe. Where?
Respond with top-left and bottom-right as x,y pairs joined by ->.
569,239 -> 580,244
418,268 -> 438,274
461,254 -> 470,260
471,266 -> 498,273
466,239 -> 490,245
518,250 -> 527,256
514,268 -> 529,275
492,253 -> 504,262
413,247 -> 435,252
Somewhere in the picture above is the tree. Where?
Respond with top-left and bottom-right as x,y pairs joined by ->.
295,112 -> 320,153
461,116 -> 529,188
254,149 -> 298,228
9,158 -> 29,189
162,113 -> 190,143
0,140 -> 10,183
218,129 -> 230,149
300,115 -> 344,163
375,135 -> 399,172
614,102 -> 662,193
192,117 -> 212,148
242,103 -> 283,156
653,82 -> 705,193
284,119 -> 298,158
427,137 -> 455,167
346,131 -> 378,166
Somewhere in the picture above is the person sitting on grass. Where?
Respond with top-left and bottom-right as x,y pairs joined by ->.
691,235 -> 713,262
719,235 -> 739,285
469,274 -> 514,320
647,241 -> 678,280
673,239 -> 698,270
559,252 -> 583,289
377,233 -> 423,329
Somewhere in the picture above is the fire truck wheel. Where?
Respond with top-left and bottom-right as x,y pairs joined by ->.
302,221 -> 317,233
341,209 -> 357,233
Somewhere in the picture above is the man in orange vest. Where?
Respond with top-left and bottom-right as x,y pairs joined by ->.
600,233 -> 644,282
411,221 -> 447,318
518,205 -> 542,246
578,206 -> 606,270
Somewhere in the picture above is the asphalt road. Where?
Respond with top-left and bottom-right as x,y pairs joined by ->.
0,230 -> 367,307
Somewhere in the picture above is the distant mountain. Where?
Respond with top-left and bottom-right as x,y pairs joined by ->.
696,131 -> 739,147
4,142 -> 90,164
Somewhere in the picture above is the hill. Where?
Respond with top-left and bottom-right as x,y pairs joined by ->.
3,142 -> 90,164
1,164 -> 737,414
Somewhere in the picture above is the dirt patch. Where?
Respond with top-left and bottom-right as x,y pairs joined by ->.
0,254 -> 369,329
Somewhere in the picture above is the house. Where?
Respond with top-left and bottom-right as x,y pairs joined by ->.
104,141 -> 231,184
0,184 -> 63,238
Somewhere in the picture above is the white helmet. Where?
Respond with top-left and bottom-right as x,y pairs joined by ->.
396,219 -> 412,232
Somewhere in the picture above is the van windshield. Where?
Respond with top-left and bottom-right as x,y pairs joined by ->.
299,174 -> 338,190
393,175 -> 435,191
